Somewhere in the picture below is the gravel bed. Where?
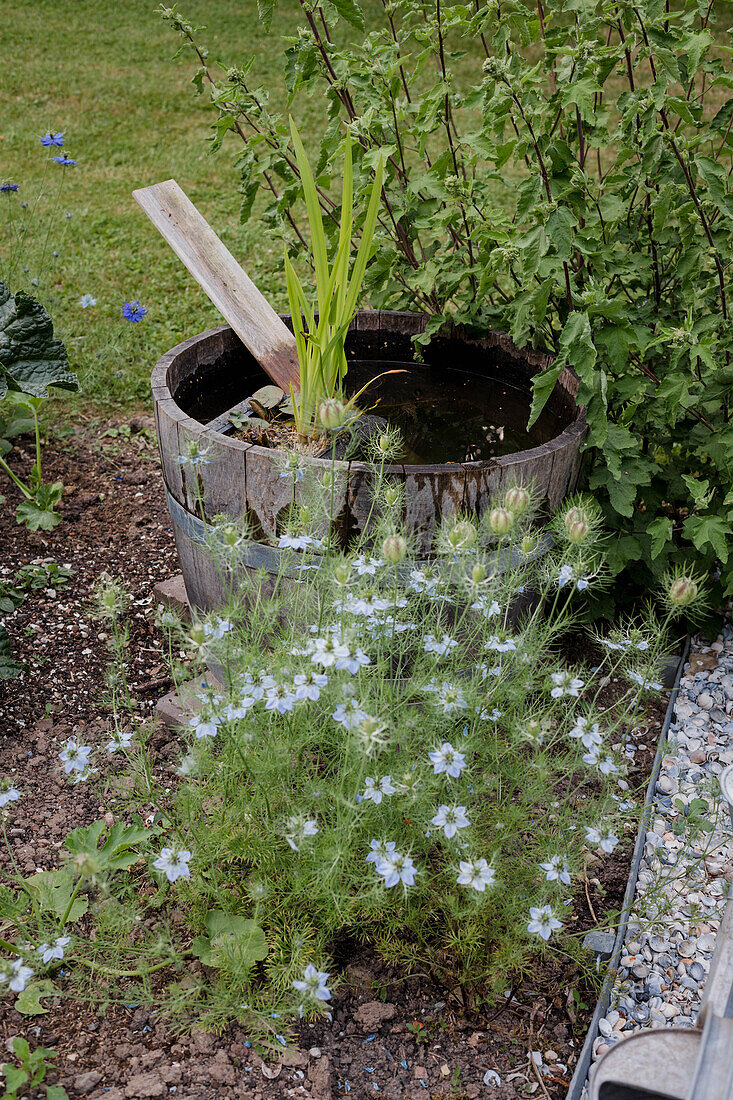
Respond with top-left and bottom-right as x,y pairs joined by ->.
586,627 -> 733,1088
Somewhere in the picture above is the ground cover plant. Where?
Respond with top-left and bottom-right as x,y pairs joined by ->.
0,431 -> 701,1042
164,0 -> 733,614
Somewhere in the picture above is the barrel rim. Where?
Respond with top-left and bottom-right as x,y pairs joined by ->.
151,313 -> 588,476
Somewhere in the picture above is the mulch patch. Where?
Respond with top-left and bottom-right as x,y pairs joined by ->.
0,421 -> 668,1099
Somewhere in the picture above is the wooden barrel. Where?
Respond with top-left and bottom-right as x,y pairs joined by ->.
152,311 -> 587,614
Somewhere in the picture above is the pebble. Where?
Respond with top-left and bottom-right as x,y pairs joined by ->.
585,633 -> 733,1081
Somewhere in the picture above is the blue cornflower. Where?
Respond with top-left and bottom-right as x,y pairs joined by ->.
0,183 -> 19,192
53,155 -> 76,167
41,132 -> 64,146
122,300 -> 147,322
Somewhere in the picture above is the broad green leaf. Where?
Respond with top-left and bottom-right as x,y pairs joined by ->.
203,911 -> 268,970
14,979 -> 58,1017
46,1087 -> 71,1100
527,362 -> 562,430
0,283 -> 79,399
1,1063 -> 28,1094
327,0 -> 365,30
647,516 -> 673,560
683,514 -> 730,564
23,870 -> 88,923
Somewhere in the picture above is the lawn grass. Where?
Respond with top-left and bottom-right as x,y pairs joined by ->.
0,0 -> 328,413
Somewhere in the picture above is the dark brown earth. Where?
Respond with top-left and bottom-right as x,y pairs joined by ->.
0,421 -> 667,1100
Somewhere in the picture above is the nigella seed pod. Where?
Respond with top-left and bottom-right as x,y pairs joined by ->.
448,519 -> 477,549
472,562 -> 487,585
489,507 -> 513,536
521,534 -> 536,555
319,399 -> 347,431
668,576 -> 698,607
382,534 -> 407,563
334,563 -> 351,587
564,506 -> 589,531
504,487 -> 530,515
384,485 -> 400,507
189,624 -> 207,648
377,433 -> 392,454
566,519 -> 589,544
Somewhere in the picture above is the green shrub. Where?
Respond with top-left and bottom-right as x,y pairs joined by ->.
163,0 -> 733,609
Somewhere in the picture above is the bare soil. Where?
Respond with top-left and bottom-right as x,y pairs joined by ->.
0,421 -> 667,1100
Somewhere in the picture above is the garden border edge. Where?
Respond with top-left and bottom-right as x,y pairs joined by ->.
564,635 -> 692,1100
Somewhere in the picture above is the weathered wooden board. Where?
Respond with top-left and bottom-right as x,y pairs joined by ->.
133,179 -> 300,394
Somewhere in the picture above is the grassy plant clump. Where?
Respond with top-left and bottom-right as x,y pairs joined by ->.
0,442 -> 702,1036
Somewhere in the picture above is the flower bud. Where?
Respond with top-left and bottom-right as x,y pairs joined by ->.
566,519 -> 589,544
489,507 -> 514,536
319,399 -> 347,431
384,485 -> 400,507
504,486 -> 530,515
335,562 -> 351,587
382,534 -> 407,564
189,624 -> 207,648
377,433 -> 392,455
564,506 -> 589,531
668,575 -> 698,607
472,562 -> 487,585
448,519 -> 478,550
521,534 -> 536,555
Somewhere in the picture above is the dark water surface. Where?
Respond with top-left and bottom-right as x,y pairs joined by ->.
177,346 -> 568,465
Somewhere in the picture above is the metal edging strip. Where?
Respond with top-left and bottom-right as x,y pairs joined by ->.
163,487 -> 554,579
565,635 -> 692,1100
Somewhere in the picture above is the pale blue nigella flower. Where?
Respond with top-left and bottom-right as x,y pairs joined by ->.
429,742 -> 467,778
153,848 -> 192,882
37,936 -> 71,964
293,963 -> 332,1001
539,855 -> 571,885
59,739 -> 92,774
0,787 -> 21,808
527,905 -> 563,940
362,776 -> 396,805
79,294 -> 97,308
431,804 -> 470,838
457,858 -> 495,891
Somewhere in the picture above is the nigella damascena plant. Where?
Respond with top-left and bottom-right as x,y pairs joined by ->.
0,483 -> 676,1031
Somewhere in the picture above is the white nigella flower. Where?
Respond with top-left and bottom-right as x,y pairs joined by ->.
456,858 -> 495,892
0,787 -> 21,808
376,850 -> 417,888
202,617 -> 233,639
365,838 -> 396,865
568,716 -> 602,750
341,594 -> 392,617
334,645 -> 370,674
353,556 -> 384,576
59,739 -> 93,774
431,804 -> 470,838
189,712 -> 220,739
557,563 -> 575,588
105,729 -> 134,754
37,936 -> 71,964
278,533 -> 324,551
424,681 -> 468,713
628,670 -> 663,691
407,568 -> 438,595
333,700 -> 369,731
527,905 -> 563,941
362,776 -> 396,804
71,767 -> 97,786
598,755 -> 619,776
153,847 -> 192,882
478,663 -> 502,679
585,827 -> 619,853
293,671 -> 328,701
286,817 -> 319,852
482,707 -> 503,722
178,441 -> 210,468
423,633 -> 458,657
3,957 -> 34,993
539,856 -> 571,885
224,695 -> 257,720
429,742 -> 467,779
310,636 -> 351,668
470,595 -> 501,616
265,684 -> 297,714
176,753 -> 199,777
485,634 -> 518,653
550,671 -> 585,698
292,963 -> 332,1001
